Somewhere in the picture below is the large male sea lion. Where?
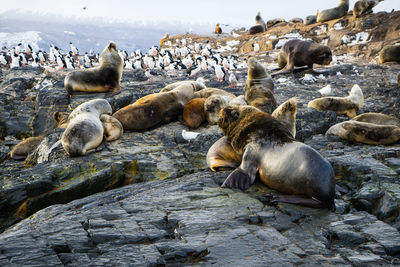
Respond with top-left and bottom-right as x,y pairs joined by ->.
379,45 -> 400,64
113,83 -> 195,130
317,0 -> 349,22
62,99 -> 112,156
64,42 -> 123,95
353,0 -> 384,18
326,120 -> 400,145
308,84 -> 364,117
245,57 -> 276,113
160,80 -> 205,93
218,104 -> 336,210
204,95 -> 235,124
271,40 -> 332,76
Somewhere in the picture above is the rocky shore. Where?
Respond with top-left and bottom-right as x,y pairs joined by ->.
1,11 -> 400,266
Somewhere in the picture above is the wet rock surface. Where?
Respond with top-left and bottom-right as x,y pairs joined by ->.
1,13 -> 400,264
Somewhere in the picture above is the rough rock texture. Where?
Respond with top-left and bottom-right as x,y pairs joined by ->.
1,12 -> 400,265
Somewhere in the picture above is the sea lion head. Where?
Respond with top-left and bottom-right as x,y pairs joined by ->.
247,56 -> 269,79
100,114 -> 123,141
53,111 -> 70,128
311,44 -> 332,66
218,104 -> 258,134
101,42 -> 123,68
205,95 -> 234,124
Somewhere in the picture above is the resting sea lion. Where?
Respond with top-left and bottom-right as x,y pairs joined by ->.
326,120 -> 400,145
194,88 -> 235,99
204,95 -> 235,124
271,39 -> 332,76
100,114 -> 124,141
113,83 -> 195,130
353,0 -> 384,18
207,98 -> 298,172
64,42 -> 123,95
245,57 -> 276,113
267,18 -> 286,28
62,99 -> 112,156
183,98 -> 206,129
249,12 -> 266,34
9,135 -> 45,160
352,112 -> 400,127
308,84 -> 364,117
317,0 -> 349,23
289,18 -> 304,24
379,45 -> 400,64
160,80 -> 205,93
218,104 -> 336,210
305,15 -> 317,25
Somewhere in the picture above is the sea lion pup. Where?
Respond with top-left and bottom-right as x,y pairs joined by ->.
379,45 -> 400,64
305,15 -> 317,25
64,42 -> 123,95
249,12 -> 266,35
308,84 -> 364,118
353,0 -> 384,18
218,104 -> 336,210
100,114 -> 124,141
207,98 -> 298,172
62,99 -> 112,156
183,98 -> 206,129
352,112 -> 400,127
194,88 -> 235,99
113,83 -> 195,130
204,95 -> 235,124
317,0 -> 349,23
160,80 -> 205,93
326,121 -> 400,145
9,135 -> 45,160
245,57 -> 276,113
271,40 -> 332,76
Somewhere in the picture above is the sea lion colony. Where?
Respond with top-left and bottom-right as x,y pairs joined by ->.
4,1 -> 400,212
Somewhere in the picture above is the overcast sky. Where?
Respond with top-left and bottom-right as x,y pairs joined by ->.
1,0 -> 399,26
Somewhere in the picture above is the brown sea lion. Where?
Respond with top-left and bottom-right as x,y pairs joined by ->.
317,0 -> 349,22
183,98 -> 206,129
160,80 -> 205,93
379,45 -> 400,64
62,99 -> 112,156
326,120 -> 400,145
245,57 -> 276,113
308,84 -> 364,118
193,88 -> 235,99
271,40 -> 332,76
207,98 -> 298,172
64,42 -> 123,95
9,135 -> 45,160
352,112 -> 400,127
353,0 -> 384,18
218,104 -> 336,210
113,83 -> 195,130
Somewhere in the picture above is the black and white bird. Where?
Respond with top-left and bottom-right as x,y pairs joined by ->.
70,42 -> 79,57
0,53 -> 9,66
186,59 -> 201,77
252,43 -> 260,53
24,43 -> 33,54
10,51 -> 21,68
229,72 -> 238,88
214,64 -> 226,82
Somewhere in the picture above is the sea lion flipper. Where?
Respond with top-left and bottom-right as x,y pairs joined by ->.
221,167 -> 253,190
270,195 -> 336,211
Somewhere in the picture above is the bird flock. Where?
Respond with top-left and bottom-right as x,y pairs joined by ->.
0,38 -> 248,87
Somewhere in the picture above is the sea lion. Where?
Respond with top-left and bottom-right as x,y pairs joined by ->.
183,98 -> 206,129
305,15 -> 317,25
207,98 -> 298,172
194,88 -> 235,99
379,45 -> 400,64
113,83 -> 195,130
308,84 -> 364,118
326,120 -> 400,145
229,95 -> 247,106
353,0 -> 384,18
271,40 -> 332,76
160,80 -> 205,93
62,99 -> 112,156
218,104 -> 336,210
289,18 -> 304,24
100,114 -> 124,141
64,42 -> 123,95
267,18 -> 286,28
204,95 -> 235,124
245,57 -> 276,113
271,98 -> 297,137
249,12 -> 266,35
352,112 -> 400,127
317,0 -> 349,23
9,135 -> 45,160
